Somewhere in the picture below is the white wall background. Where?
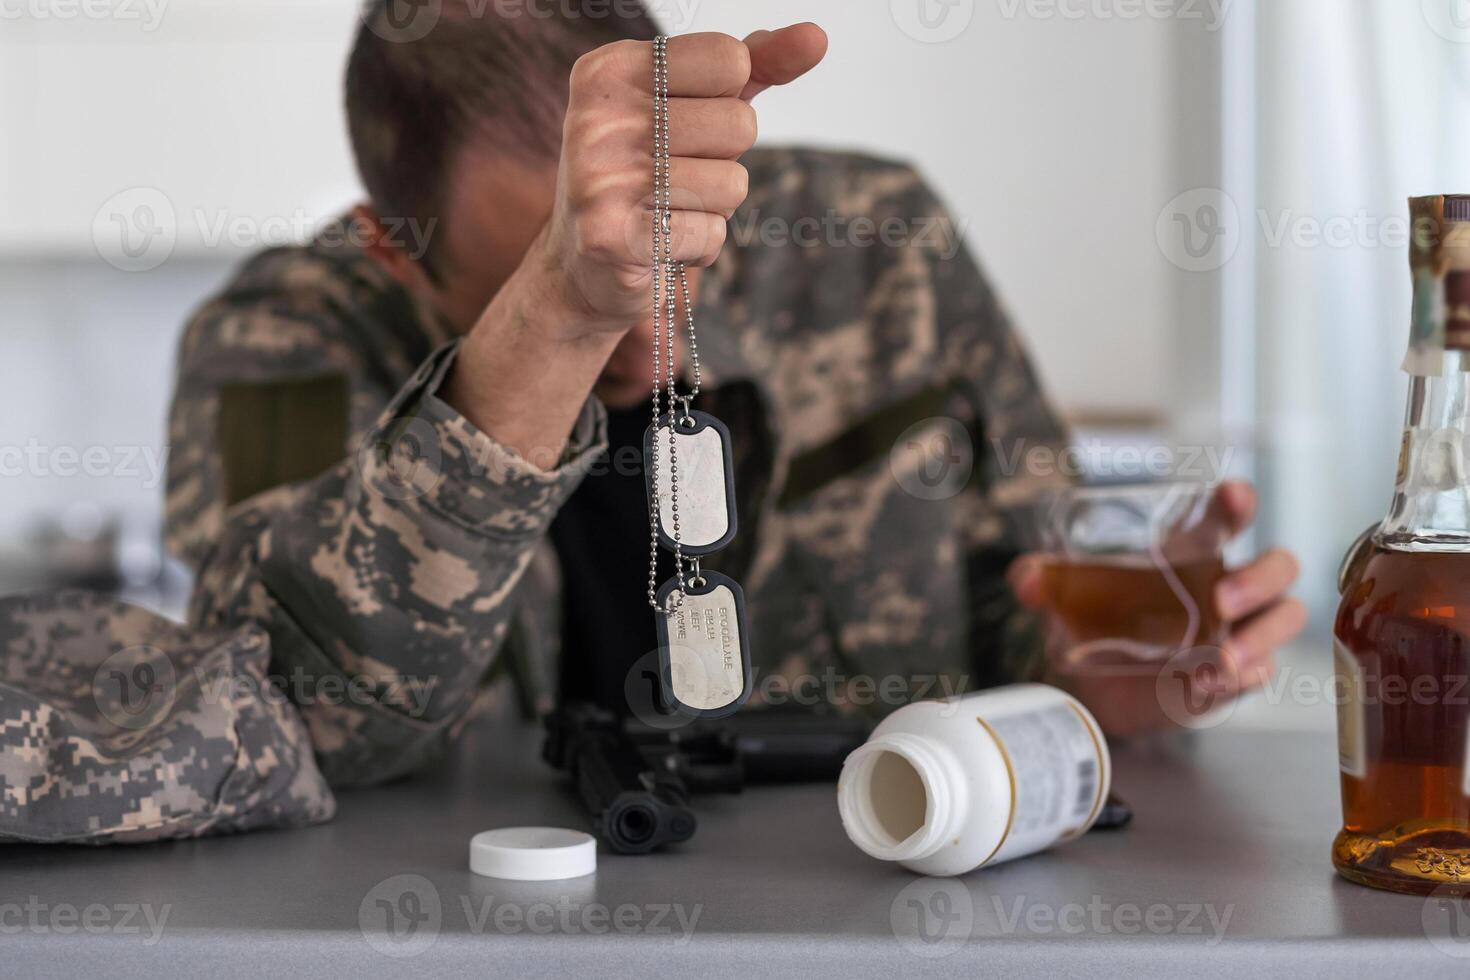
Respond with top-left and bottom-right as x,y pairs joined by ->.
0,0 -> 1226,553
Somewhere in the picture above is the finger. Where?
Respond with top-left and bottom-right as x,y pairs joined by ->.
665,33 -> 753,98
1216,548 -> 1301,621
1213,480 -> 1256,537
741,23 -> 829,100
1223,597 -> 1307,678
1007,554 -> 1047,609
1235,651 -> 1277,693
632,209 -> 727,267
664,158 -> 749,219
666,97 -> 758,159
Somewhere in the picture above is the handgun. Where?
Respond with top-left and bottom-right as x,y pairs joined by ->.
542,701 -> 870,854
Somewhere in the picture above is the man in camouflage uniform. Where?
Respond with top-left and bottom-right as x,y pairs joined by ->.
0,4 -> 1305,843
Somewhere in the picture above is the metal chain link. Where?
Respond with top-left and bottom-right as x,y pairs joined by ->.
647,34 -> 700,614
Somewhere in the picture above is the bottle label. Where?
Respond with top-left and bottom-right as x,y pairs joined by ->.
1463,724 -> 1470,798
981,702 -> 1106,866
1404,197 -> 1470,373
1334,638 -> 1367,778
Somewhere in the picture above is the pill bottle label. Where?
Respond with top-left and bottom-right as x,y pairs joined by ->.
981,702 -> 1106,865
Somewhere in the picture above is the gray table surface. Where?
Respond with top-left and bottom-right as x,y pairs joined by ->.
6,714 -> 1470,979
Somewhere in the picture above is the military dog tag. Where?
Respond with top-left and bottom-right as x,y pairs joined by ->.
644,411 -> 738,556
654,570 -> 752,719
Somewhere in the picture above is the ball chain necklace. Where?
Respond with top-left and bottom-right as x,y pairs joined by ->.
642,34 -> 751,719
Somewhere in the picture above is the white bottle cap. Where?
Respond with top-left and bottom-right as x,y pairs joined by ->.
469,827 -> 597,881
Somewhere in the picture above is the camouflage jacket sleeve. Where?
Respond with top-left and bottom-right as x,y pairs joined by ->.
163,245 -> 419,571
188,341 -> 606,787
0,591 -> 334,844
918,180 -> 1074,687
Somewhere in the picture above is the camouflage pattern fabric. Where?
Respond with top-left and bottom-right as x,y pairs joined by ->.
0,591 -> 332,843
0,148 -> 1070,841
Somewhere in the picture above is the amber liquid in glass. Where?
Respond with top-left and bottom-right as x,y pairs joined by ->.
1333,545 -> 1470,895
1042,555 -> 1227,655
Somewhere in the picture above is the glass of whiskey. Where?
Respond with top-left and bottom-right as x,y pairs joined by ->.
1035,481 -> 1228,672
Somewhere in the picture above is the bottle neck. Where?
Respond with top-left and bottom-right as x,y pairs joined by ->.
1380,351 -> 1470,551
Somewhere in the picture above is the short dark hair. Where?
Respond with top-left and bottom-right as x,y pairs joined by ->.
346,0 -> 659,272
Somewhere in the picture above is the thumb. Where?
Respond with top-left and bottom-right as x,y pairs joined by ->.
1007,554 -> 1048,610
741,23 -> 829,101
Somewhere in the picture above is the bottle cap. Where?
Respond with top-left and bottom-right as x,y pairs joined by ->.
468,827 -> 597,881
1446,195 -> 1470,223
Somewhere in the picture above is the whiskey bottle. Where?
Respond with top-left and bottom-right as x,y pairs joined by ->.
1334,194 -> 1470,895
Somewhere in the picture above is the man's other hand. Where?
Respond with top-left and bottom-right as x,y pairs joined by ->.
1007,480 -> 1308,737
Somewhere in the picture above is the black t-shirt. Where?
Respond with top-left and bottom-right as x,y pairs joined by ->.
549,406 -> 672,713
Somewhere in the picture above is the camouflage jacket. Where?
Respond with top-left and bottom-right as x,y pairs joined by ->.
0,148 -> 1068,843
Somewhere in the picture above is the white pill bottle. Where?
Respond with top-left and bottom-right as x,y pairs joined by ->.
837,684 -> 1111,876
